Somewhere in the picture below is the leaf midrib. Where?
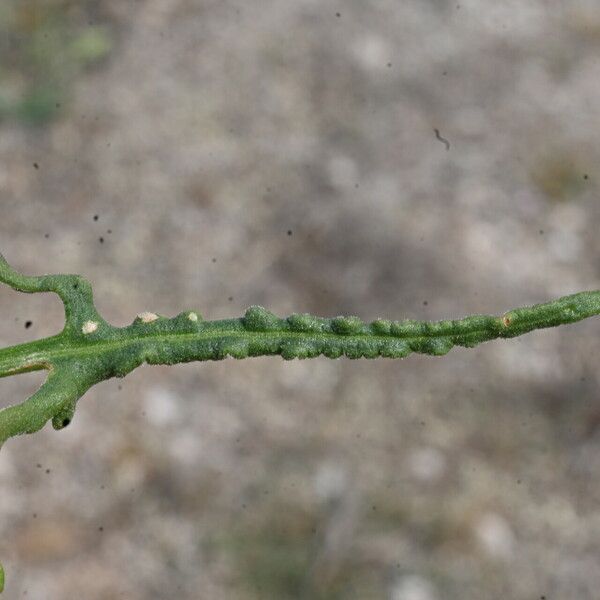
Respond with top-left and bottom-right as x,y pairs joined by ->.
1,319 -> 510,370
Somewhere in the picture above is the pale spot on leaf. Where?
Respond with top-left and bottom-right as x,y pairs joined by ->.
82,321 -> 98,334
138,312 -> 159,323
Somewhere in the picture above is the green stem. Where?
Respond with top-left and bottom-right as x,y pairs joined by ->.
1,252 -> 600,450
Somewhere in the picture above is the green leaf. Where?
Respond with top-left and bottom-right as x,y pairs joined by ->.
1,251 -> 599,449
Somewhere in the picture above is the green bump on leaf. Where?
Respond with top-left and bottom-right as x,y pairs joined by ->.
355,339 -> 380,359
322,343 -> 344,359
217,339 -> 250,360
281,340 -> 322,360
391,319 -> 426,337
287,313 -> 323,333
243,306 -> 281,331
420,338 -> 453,356
280,340 -> 306,360
51,399 -> 77,430
370,319 -> 392,335
331,316 -> 364,335
379,339 -> 411,358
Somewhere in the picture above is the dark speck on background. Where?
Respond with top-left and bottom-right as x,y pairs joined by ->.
93,214 -> 99,221
434,128 -> 451,150
25,320 -> 32,329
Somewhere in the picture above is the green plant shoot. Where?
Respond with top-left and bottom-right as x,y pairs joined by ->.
1,252 -> 599,450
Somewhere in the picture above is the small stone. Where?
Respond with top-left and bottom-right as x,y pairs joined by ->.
314,461 -> 348,502
407,447 -> 446,483
474,512 -> 515,559
144,386 -> 180,426
391,575 -> 438,600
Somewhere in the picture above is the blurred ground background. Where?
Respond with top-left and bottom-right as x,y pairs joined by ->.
1,1 -> 600,598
